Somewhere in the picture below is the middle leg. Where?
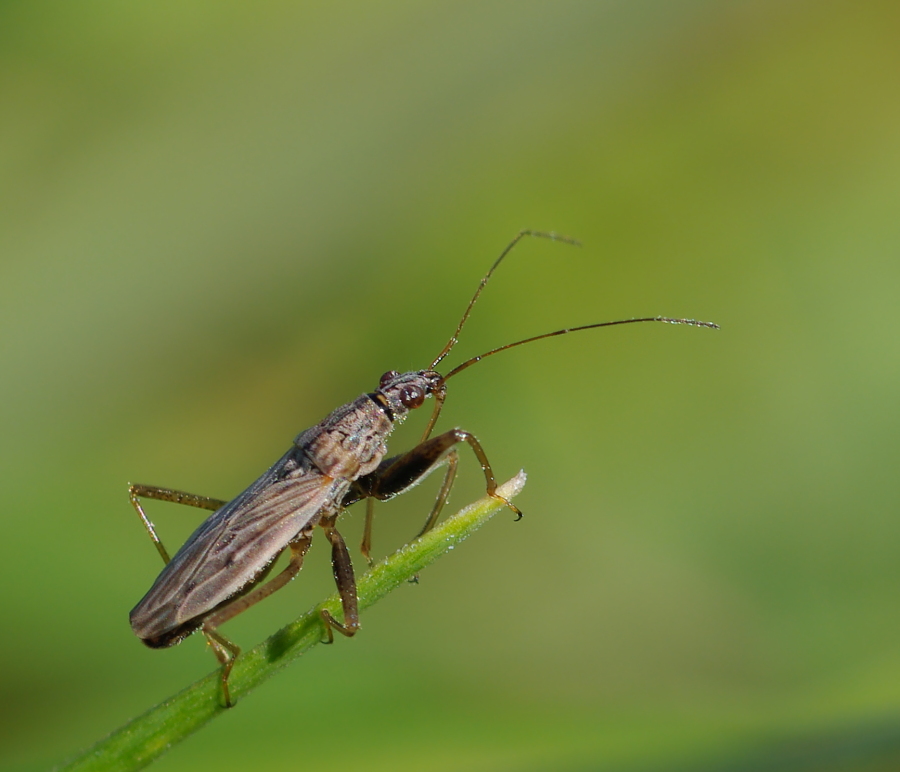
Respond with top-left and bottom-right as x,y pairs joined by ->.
319,514 -> 360,642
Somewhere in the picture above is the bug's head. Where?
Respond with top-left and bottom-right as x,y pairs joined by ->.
376,369 -> 444,423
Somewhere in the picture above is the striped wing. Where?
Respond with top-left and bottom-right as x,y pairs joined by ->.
131,449 -> 347,643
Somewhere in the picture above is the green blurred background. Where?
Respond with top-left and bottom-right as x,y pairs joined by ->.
3,2 -> 900,770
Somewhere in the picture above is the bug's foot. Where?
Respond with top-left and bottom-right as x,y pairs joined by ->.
490,492 -> 522,521
320,607 -> 359,642
319,609 -> 336,644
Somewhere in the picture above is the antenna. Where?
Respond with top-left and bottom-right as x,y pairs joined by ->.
429,230 -> 580,369
420,315 -> 718,441
419,231 -> 718,442
441,316 -> 719,382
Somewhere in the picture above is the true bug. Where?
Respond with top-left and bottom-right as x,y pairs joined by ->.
128,230 -> 718,706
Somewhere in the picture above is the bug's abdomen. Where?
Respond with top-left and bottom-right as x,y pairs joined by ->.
139,618 -> 203,649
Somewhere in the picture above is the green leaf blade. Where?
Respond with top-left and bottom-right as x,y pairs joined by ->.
56,472 -> 527,772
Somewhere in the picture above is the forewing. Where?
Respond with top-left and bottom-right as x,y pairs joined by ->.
131,459 -> 344,642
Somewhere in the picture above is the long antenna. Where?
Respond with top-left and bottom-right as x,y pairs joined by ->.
430,230 -> 580,369
441,316 -> 719,382
420,314 -> 718,441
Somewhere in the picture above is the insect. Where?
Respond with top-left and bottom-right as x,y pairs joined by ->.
128,230 -> 718,706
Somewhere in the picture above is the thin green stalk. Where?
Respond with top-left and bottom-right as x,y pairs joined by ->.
56,472 -> 527,772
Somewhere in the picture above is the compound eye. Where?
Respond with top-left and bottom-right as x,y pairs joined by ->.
399,385 -> 425,409
379,370 -> 401,388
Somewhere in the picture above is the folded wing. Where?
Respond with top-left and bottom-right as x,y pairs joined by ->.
131,450 -> 346,644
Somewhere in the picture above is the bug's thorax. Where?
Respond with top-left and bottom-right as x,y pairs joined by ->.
294,369 -> 442,481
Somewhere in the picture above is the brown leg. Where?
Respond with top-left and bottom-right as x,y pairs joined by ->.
203,627 -> 241,709
414,448 -> 459,539
358,448 -> 458,563
360,498 -> 376,566
347,428 -> 515,566
354,428 -> 520,520
128,483 -> 227,564
447,429 -> 521,520
201,532 -> 314,707
320,516 -> 360,643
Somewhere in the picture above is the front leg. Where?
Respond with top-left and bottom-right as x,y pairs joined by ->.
347,428 -> 519,559
359,450 -> 458,565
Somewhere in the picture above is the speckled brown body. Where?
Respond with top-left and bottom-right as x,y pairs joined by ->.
130,369 -> 443,649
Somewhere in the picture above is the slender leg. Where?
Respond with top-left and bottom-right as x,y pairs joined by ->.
355,428 -> 520,519
414,448 -> 458,539
205,531 -> 314,630
403,449 -> 460,585
360,499 -> 375,566
358,449 -> 459,567
203,627 -> 241,709
201,532 -> 314,707
319,515 -> 360,643
128,483 -> 227,563
346,429 -> 515,563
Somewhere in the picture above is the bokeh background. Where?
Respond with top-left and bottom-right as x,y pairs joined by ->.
4,2 -> 900,770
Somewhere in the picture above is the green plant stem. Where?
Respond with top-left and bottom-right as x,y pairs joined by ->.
56,472 -> 527,772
